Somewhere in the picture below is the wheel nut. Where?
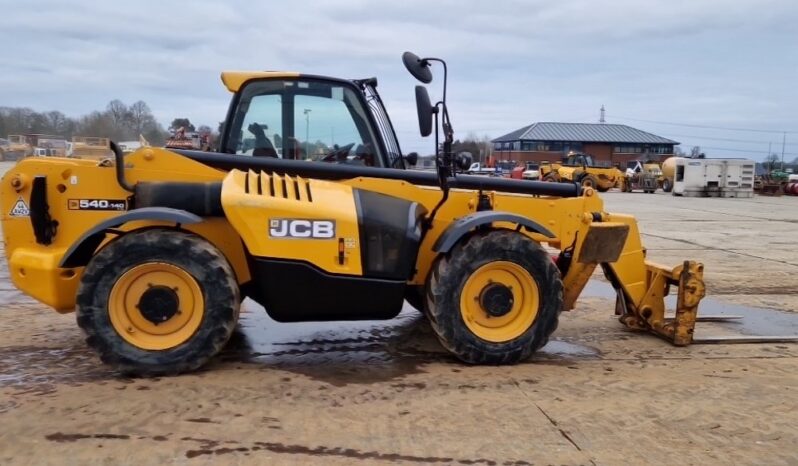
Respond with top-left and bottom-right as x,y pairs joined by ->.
127,327 -> 134,333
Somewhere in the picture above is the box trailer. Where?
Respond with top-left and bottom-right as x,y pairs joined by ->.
672,158 -> 755,198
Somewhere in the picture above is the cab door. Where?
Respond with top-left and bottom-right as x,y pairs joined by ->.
221,77 -> 388,167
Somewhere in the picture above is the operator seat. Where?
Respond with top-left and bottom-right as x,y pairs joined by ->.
253,137 -> 278,158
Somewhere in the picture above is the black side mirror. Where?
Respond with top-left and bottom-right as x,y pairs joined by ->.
405,152 -> 419,166
456,152 -> 472,171
415,86 -> 433,137
402,51 -> 432,83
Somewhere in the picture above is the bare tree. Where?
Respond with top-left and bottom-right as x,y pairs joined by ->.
106,100 -> 130,127
45,111 -> 67,134
0,101 -> 167,145
689,146 -> 703,158
129,101 -> 155,137
763,153 -> 780,172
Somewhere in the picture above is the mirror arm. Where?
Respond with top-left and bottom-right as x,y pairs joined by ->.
432,104 -> 452,188
424,58 -> 448,104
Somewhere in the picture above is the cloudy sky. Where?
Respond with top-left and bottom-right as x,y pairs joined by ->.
2,0 -> 797,160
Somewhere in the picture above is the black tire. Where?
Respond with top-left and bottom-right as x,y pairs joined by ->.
581,174 -> 599,190
404,285 -> 426,314
543,173 -> 559,182
663,178 -> 673,192
76,229 -> 240,376
426,230 -> 562,364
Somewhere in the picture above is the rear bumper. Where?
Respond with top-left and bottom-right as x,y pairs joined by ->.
8,247 -> 80,312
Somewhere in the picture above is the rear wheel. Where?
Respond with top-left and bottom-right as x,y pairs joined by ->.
76,229 -> 240,376
426,230 -> 562,364
543,173 -> 560,182
663,178 -> 673,192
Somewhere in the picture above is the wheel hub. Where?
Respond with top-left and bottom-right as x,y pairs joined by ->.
137,286 -> 179,324
479,283 -> 514,317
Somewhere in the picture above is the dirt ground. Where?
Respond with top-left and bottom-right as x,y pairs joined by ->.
1,160 -> 797,466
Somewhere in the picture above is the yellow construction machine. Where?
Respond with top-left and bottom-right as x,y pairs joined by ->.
540,152 -> 624,192
70,136 -> 113,160
3,52 -> 785,375
3,135 -> 33,161
623,160 -> 663,193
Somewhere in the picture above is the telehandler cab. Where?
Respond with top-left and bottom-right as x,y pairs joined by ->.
3,52 -> 775,375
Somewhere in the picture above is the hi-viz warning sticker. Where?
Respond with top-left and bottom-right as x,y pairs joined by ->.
9,197 -> 30,217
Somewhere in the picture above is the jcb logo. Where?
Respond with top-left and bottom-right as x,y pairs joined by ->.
269,219 -> 336,239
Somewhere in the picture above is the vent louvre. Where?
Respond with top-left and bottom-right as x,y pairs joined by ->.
243,171 -> 312,202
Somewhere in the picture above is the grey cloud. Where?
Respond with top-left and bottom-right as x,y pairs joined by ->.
2,0 -> 797,158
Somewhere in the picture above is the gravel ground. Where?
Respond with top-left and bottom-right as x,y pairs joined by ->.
1,160 -> 796,465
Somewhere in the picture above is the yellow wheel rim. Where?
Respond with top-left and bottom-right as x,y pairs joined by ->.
459,261 -> 539,343
109,262 -> 204,350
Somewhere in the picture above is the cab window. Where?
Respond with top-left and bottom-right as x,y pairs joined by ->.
225,79 -> 385,167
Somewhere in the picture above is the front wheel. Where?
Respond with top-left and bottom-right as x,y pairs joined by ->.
581,174 -> 599,190
404,285 -> 426,314
76,229 -> 240,376
426,230 -> 562,364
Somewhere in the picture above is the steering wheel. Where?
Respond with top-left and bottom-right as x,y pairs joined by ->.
321,143 -> 355,163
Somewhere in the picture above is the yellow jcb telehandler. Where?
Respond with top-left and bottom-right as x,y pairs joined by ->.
540,151 -> 624,192
2,52 -> 788,375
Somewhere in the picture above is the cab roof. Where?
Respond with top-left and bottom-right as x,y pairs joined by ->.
220,72 -> 371,93
220,71 -> 300,92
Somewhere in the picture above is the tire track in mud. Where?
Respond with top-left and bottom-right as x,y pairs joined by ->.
42,432 -> 536,465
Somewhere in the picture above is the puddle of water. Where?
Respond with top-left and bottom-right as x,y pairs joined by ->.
225,300 -> 438,363
0,344 -> 115,398
580,280 -> 798,338
538,340 -> 600,358
218,300 -> 448,384
224,299 -> 600,379
581,280 -> 618,299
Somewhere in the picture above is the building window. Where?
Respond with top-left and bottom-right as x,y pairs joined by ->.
613,143 -> 673,154
652,144 -> 673,154
563,142 -> 583,152
614,144 -> 643,153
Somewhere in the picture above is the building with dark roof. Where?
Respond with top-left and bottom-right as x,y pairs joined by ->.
491,122 -> 679,166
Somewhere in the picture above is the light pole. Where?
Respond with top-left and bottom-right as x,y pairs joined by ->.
303,109 -> 311,159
